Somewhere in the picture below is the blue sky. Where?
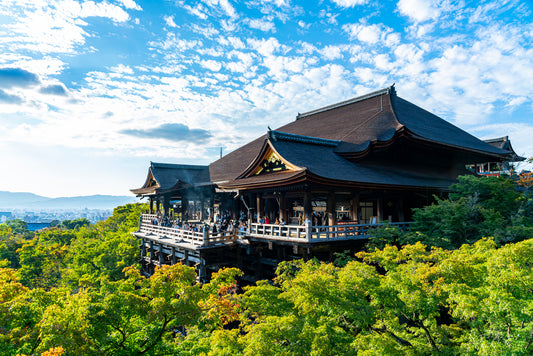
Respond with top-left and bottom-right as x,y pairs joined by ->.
0,0 -> 532,197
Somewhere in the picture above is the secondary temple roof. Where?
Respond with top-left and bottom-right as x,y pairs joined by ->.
131,162 -> 209,195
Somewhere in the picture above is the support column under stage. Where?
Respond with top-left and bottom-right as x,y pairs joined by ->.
326,191 -> 336,226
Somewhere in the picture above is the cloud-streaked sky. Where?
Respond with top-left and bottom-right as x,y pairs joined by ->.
1,0 -> 532,197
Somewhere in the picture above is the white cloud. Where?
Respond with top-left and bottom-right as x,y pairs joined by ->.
111,64 -> 134,75
397,0 -> 441,23
200,59 -> 223,71
331,0 -> 368,7
247,37 -> 283,56
0,0 -> 131,54
164,15 -> 178,28
248,18 -> 276,32
320,45 -> 343,60
507,97 -> 527,108
1,0 -> 532,197
116,0 -> 142,10
343,22 -> 394,44
202,0 -> 237,19
298,20 -> 309,29
319,9 -> 339,25
183,4 -> 209,19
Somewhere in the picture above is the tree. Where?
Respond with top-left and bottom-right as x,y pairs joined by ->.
4,219 -> 31,237
449,175 -> 520,220
60,218 -> 91,230
410,196 -> 504,249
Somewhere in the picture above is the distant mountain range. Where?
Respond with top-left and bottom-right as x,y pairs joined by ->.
0,191 -> 140,210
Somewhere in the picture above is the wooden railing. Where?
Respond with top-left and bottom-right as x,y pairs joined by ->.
249,223 -> 307,241
138,214 -> 411,245
307,222 -> 411,242
138,219 -> 237,247
249,221 -> 411,242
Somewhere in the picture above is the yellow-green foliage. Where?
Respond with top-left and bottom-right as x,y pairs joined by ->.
1,202 -> 533,355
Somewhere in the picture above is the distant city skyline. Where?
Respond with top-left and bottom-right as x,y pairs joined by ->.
1,0 -> 532,197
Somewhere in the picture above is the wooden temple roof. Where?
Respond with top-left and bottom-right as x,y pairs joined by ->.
218,130 -> 458,190
131,162 -> 209,196
483,136 -> 525,162
133,86 -> 520,195
209,85 -> 514,187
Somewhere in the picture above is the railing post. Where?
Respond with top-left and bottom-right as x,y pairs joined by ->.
138,213 -> 143,232
305,221 -> 312,242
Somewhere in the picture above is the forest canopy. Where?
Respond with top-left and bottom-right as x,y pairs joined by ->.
0,175 -> 532,355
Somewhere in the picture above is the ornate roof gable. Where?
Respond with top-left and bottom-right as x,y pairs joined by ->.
236,131 -> 307,179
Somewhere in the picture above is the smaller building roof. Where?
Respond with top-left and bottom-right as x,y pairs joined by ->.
483,136 -> 525,162
130,162 -> 210,196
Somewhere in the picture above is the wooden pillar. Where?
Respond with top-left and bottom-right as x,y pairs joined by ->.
256,194 -> 264,223
397,198 -> 405,222
303,191 -> 312,224
279,193 -> 288,223
246,194 -> 253,222
326,191 -> 336,226
351,193 -> 360,223
377,195 -> 383,222
149,240 -> 154,266
141,238 -> 147,271
156,199 -> 160,213
182,198 -> 189,221
232,196 -> 239,220
163,195 -> 170,217
199,258 -> 207,283
158,244 -> 164,265
149,197 -> 154,214
264,197 -> 271,220
210,193 -> 215,222
171,246 -> 177,265
200,199 -> 205,221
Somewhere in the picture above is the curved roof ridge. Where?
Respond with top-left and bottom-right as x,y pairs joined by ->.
269,130 -> 341,147
150,162 -> 208,170
296,85 -> 396,120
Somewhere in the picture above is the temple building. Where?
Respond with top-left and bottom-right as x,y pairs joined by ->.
467,136 -> 524,177
131,85 -> 522,280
